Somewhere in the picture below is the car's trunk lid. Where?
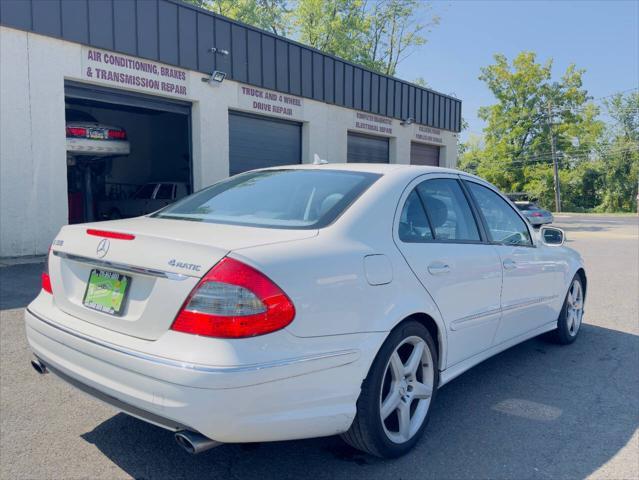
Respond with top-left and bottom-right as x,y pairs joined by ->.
49,217 -> 317,340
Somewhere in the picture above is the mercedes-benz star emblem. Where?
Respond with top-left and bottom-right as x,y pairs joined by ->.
96,238 -> 110,258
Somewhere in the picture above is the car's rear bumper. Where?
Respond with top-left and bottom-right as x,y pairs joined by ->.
527,216 -> 553,226
67,138 -> 130,156
25,305 -> 380,443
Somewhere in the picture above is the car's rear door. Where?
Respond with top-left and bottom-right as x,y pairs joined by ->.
394,174 -> 503,367
463,179 -> 562,343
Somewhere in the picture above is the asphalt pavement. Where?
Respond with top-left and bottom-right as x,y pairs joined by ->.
1,214 -> 637,479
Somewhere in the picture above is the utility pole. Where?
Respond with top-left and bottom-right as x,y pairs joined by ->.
547,102 -> 562,212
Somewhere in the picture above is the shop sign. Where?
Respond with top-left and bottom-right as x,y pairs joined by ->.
353,112 -> 393,135
238,86 -> 304,118
81,47 -> 189,98
414,125 -> 444,145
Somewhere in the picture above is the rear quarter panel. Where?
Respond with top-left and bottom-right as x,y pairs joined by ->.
230,170 -> 448,364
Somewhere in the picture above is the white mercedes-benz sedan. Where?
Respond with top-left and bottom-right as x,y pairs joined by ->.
26,164 -> 586,458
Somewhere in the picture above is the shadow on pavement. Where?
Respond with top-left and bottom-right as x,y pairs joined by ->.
0,263 -> 43,311
81,324 -> 639,480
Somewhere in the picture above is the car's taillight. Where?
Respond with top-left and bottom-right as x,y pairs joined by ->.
42,247 -> 52,294
66,127 -> 87,137
171,257 -> 295,338
108,129 -> 127,140
531,212 -> 543,217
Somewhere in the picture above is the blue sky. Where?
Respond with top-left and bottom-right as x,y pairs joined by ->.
397,0 -> 639,140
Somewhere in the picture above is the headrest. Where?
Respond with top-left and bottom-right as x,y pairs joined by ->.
424,196 -> 448,228
319,193 -> 344,217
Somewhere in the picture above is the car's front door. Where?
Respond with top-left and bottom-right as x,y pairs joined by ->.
394,175 -> 503,367
463,180 -> 562,344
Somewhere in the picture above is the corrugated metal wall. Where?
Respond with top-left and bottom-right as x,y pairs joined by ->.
0,0 -> 462,132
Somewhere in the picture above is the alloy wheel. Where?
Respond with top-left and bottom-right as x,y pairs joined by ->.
379,336 -> 434,444
566,279 -> 584,336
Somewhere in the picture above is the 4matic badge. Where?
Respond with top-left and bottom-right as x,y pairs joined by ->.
168,259 -> 202,272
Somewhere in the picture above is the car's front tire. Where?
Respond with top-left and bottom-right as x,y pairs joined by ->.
341,320 -> 438,458
548,274 -> 585,345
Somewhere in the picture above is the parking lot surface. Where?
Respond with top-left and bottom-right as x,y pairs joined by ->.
1,214 -> 637,480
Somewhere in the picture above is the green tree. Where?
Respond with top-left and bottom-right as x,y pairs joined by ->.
185,0 -> 439,76
460,51 -> 604,210
185,0 -> 291,35
358,0 -> 438,75
595,92 -> 639,212
293,0 -> 368,62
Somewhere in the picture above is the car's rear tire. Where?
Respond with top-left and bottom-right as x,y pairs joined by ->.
548,274 -> 585,345
341,320 -> 438,458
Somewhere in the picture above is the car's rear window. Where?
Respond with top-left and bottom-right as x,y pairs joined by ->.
153,169 -> 381,229
516,203 -> 536,211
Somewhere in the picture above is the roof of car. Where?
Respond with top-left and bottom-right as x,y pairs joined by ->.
259,163 -> 467,176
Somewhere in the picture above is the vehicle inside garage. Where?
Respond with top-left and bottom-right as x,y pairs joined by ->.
65,83 -> 191,223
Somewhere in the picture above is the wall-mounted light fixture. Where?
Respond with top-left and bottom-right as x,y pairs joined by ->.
202,70 -> 227,84
400,117 -> 415,126
202,47 -> 230,84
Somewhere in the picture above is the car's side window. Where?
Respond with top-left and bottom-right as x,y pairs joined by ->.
466,181 -> 532,246
399,190 -> 433,242
416,179 -> 481,242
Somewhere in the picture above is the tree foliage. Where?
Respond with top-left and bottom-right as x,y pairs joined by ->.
459,51 -> 638,212
186,0 -> 291,35
184,0 -> 438,76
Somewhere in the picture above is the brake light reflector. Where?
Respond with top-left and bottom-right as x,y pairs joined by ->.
171,257 -> 295,338
66,127 -> 87,137
108,129 -> 127,140
41,272 -> 53,294
86,229 -> 135,240
42,246 -> 52,294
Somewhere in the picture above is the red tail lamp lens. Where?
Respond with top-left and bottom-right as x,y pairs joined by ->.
171,257 -> 296,338
86,229 -> 135,240
41,272 -> 53,294
108,129 -> 127,140
42,246 -> 52,294
66,127 -> 87,137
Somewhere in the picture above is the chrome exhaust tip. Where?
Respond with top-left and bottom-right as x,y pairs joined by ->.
175,430 -> 222,454
31,357 -> 48,375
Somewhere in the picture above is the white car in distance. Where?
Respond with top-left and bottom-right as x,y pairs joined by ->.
26,164 -> 586,458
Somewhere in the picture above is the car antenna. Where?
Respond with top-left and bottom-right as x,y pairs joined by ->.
313,154 -> 329,165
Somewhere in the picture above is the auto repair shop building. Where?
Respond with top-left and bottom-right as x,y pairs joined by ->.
0,0 -> 462,257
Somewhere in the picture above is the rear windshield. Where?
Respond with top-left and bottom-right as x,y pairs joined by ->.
153,169 -> 381,229
515,203 -> 537,211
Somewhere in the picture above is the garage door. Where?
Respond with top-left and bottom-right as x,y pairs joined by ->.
229,112 -> 301,175
410,142 -> 440,166
347,132 -> 389,163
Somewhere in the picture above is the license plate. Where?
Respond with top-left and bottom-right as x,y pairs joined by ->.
88,128 -> 107,140
83,269 -> 130,316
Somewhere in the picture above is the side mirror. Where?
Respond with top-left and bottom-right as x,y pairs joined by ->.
540,226 -> 565,246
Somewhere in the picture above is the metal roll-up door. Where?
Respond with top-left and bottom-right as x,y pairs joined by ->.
410,142 -> 440,166
229,112 -> 302,175
347,132 -> 389,163
64,81 -> 191,115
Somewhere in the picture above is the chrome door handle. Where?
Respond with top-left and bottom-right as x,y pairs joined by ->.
427,263 -> 450,275
503,259 -> 517,270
